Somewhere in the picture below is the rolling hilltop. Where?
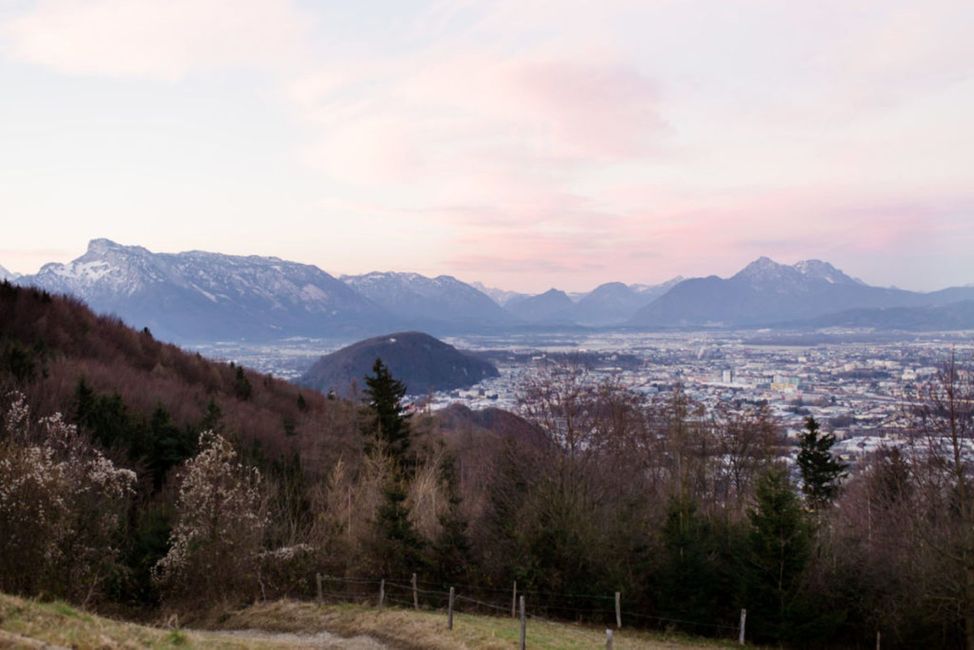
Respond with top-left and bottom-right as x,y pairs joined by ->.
298,332 -> 499,397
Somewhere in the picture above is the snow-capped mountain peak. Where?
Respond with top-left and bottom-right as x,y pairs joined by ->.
732,256 -> 860,289
731,257 -> 797,285
342,271 -> 514,327
16,239 -> 384,341
0,264 -> 20,282
793,259 -> 858,285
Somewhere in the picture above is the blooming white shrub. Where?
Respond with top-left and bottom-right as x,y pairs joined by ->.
154,430 -> 266,603
0,392 -> 136,602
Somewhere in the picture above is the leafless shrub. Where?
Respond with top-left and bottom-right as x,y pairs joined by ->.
0,392 -> 136,604
153,430 -> 266,606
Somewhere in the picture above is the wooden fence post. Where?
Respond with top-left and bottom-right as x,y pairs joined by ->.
379,579 -> 385,608
876,630 -> 881,650
448,587 -> 455,630
615,592 -> 621,629
519,595 -> 526,650
412,573 -> 419,609
739,608 -> 747,645
606,628 -> 614,649
316,573 -> 323,604
511,581 -> 517,619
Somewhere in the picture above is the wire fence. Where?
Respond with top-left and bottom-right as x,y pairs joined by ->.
309,572 -> 744,642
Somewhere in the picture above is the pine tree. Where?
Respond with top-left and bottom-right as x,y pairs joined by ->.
656,496 -> 728,634
744,467 -> 812,644
372,481 -> 426,578
796,416 -> 847,509
233,366 -> 252,401
361,358 -> 413,472
429,454 -> 472,586
361,358 -> 424,577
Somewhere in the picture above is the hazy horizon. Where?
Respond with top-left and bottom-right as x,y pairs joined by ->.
2,1 -> 972,292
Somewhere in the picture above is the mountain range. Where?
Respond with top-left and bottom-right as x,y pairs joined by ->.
628,257 -> 974,328
12,239 -> 385,342
342,272 -> 516,330
7,239 -> 974,341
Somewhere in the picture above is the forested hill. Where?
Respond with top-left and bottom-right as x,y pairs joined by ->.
298,331 -> 499,397
0,282 -> 527,473
0,281 -> 363,469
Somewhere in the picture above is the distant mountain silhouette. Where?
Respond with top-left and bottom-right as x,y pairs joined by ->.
15,241 -> 974,336
16,239 -> 388,342
628,257 -> 973,328
470,281 -> 529,306
572,278 -> 683,326
342,272 -> 516,331
790,300 -> 974,331
297,331 -> 499,397
505,289 -> 576,324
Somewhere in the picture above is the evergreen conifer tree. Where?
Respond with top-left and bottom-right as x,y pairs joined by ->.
429,454 -> 473,586
361,358 -> 413,472
656,496 -> 727,634
796,416 -> 847,509
361,358 -> 424,577
745,467 -> 812,644
233,366 -> 252,401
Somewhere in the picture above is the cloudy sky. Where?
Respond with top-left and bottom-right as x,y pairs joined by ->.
1,0 -> 972,292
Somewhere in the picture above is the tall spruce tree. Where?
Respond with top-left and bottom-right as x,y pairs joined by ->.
429,454 -> 472,586
796,416 -> 847,509
361,358 -> 424,577
745,466 -> 813,644
656,497 -> 722,634
362,358 -> 413,472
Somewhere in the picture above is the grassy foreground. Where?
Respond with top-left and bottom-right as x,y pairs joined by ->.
218,599 -> 738,650
0,591 -> 738,649
0,592 -> 297,650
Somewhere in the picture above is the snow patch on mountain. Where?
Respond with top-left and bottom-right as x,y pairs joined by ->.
16,239 -> 385,342
342,271 -> 515,327
0,264 -> 20,282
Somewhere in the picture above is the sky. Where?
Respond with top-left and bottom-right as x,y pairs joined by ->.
0,0 -> 972,293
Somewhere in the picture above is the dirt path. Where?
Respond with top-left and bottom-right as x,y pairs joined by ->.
198,628 -> 389,649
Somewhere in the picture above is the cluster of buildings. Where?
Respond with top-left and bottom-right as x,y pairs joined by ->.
202,328 -> 974,467
434,330 -> 974,464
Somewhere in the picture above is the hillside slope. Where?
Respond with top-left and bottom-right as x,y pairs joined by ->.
0,281 -> 360,467
0,593 -> 729,650
792,299 -> 974,331
0,592 -> 384,649
0,282 -> 528,475
222,600 -> 733,650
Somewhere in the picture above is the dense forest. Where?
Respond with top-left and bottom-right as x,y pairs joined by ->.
2,281 -> 974,649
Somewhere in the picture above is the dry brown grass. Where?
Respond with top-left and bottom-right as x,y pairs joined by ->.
0,592 -> 295,649
0,591 -> 740,649
219,600 -> 739,650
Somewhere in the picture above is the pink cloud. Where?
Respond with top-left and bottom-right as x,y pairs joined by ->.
2,0 -> 309,81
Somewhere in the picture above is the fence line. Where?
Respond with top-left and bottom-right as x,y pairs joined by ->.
310,572 -> 745,642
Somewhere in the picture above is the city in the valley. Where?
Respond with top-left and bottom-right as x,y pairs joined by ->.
195,328 -> 974,465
